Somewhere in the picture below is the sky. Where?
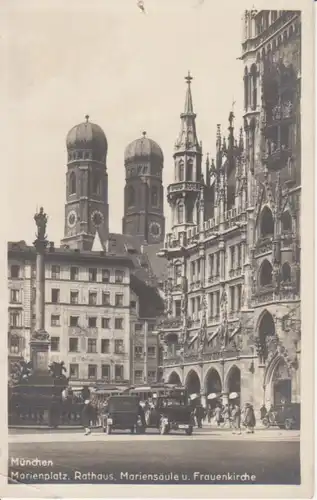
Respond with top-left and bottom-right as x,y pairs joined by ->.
3,0 -> 245,245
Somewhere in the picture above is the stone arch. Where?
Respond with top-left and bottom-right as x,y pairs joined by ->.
69,171 -> 76,195
259,259 -> 273,287
185,369 -> 201,395
167,371 -> 182,385
257,310 -> 276,361
264,354 -> 292,406
225,365 -> 241,396
260,205 -> 274,237
204,368 -> 222,395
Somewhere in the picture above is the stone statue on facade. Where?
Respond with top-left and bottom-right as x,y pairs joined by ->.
34,207 -> 48,241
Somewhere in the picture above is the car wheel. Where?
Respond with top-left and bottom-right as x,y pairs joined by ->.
185,426 -> 193,436
284,418 -> 293,430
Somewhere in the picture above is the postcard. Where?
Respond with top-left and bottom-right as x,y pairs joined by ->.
0,0 -> 314,498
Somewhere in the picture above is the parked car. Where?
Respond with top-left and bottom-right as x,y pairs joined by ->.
262,403 -> 300,430
102,395 -> 146,434
146,395 -> 194,435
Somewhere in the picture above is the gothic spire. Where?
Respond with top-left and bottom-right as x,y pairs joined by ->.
174,72 -> 201,153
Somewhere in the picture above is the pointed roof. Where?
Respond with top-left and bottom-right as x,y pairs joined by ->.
174,72 -> 201,154
91,230 -> 105,252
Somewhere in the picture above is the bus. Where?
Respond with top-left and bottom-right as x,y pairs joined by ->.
128,383 -> 188,402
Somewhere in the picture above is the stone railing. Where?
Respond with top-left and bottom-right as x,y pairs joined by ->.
228,267 -> 242,278
262,147 -> 292,170
157,317 -> 182,330
254,237 -> 273,256
252,287 -> 275,305
167,181 -> 201,195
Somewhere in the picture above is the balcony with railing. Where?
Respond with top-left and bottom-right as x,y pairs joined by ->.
167,181 -> 201,198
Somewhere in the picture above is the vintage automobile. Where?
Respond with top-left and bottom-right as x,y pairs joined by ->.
262,403 -> 300,430
102,395 -> 146,435
145,393 -> 194,435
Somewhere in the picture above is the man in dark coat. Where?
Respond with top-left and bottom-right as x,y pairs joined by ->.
244,403 -> 256,433
82,400 -> 93,435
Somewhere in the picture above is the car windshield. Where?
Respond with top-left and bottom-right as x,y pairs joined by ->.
159,398 -> 185,407
108,397 -> 138,412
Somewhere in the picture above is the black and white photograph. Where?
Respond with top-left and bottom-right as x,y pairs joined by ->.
1,0 -> 314,497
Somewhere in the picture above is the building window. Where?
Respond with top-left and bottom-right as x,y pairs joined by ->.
191,298 -> 195,315
11,265 -> 20,279
70,291 -> 79,304
10,289 -> 20,303
175,264 -> 182,284
9,336 -> 20,354
51,314 -> 60,326
69,172 -> 76,194
148,371 -> 156,379
259,259 -> 273,287
51,288 -> 60,304
92,172 -> 101,195
51,265 -> 60,279
244,67 -> 249,110
101,317 -> 110,329
197,296 -> 201,311
87,339 -> 97,353
102,292 -> 111,306
251,64 -> 257,110
208,293 -> 214,317
115,318 -> 123,329
230,246 -> 235,269
135,370 -> 143,381
88,364 -> 97,379
9,311 -> 21,327
191,261 -> 196,281
216,253 -> 220,276
89,268 -> 97,282
135,346 -> 143,358
69,338 -> 78,352
51,336 -> 60,351
282,262 -> 291,282
88,317 -> 97,328
177,203 -> 184,224
135,323 -> 142,333
209,254 -> 214,277
230,286 -> 235,312
69,316 -> 79,327
69,364 -> 79,379
186,161 -> 193,181
115,365 -> 123,380
237,285 -> 242,310
101,339 -> 110,353
151,186 -> 158,207
237,244 -> 242,268
102,269 -> 110,283
70,267 -> 79,280
130,300 -> 136,311
175,300 -> 181,317
179,161 -> 184,181
148,346 -> 156,357
89,292 -> 97,305
128,186 -> 135,207
281,211 -> 292,232
115,294 -> 124,307
115,270 -> 124,283
101,364 -> 110,379
216,291 -> 220,316
114,339 -> 124,354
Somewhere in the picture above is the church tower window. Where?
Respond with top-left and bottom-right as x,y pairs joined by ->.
92,172 -> 101,195
69,172 -> 76,195
177,202 -> 184,224
186,160 -> 193,181
151,186 -> 158,207
127,186 -> 135,207
179,162 -> 184,181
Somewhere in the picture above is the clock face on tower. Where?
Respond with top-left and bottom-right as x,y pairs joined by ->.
149,221 -> 161,239
67,210 -> 77,228
91,210 -> 104,227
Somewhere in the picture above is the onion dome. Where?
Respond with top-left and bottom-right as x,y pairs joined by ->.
66,115 -> 108,163
124,131 -> 163,164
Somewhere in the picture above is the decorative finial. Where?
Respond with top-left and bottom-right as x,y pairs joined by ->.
85,115 -> 89,123
185,71 -> 193,85
142,131 -> 147,137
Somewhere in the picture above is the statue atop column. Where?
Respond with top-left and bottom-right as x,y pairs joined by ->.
34,207 -> 48,250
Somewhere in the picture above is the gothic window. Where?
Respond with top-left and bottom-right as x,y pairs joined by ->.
69,172 -> 76,195
281,211 -> 292,232
92,172 -> 101,195
177,202 -> 184,224
251,64 -> 257,110
151,186 -> 158,207
186,205 -> 193,223
127,186 -> 135,207
179,162 -> 184,181
186,160 -> 193,181
260,206 -> 274,237
282,262 -> 291,282
259,259 -> 273,287
250,118 -> 256,172
244,67 -> 249,110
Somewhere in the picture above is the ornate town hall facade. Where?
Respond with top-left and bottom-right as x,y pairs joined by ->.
158,10 -> 301,414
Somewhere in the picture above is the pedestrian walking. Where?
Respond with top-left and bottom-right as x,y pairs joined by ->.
222,404 -> 231,427
231,403 -> 241,434
214,405 -> 222,427
243,403 -> 256,433
81,399 -> 93,435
